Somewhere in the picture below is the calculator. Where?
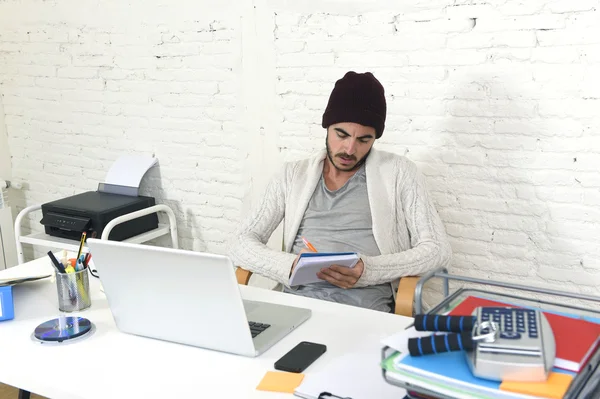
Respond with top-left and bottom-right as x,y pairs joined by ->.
466,307 -> 556,382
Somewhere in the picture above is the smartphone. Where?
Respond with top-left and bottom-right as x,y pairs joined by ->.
274,341 -> 327,373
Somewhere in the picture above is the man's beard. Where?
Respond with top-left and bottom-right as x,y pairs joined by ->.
325,138 -> 371,172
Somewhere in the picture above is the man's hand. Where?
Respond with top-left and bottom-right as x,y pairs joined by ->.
317,260 -> 364,289
289,248 -> 312,277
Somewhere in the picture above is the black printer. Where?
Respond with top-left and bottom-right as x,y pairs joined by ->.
40,191 -> 159,241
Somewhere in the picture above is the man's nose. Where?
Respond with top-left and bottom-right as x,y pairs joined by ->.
345,139 -> 357,155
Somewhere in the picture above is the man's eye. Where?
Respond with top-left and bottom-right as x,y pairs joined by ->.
359,139 -> 370,143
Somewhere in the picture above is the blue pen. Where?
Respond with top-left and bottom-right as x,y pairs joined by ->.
48,251 -> 66,274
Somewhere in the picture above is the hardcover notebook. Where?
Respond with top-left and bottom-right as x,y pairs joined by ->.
289,252 -> 359,286
448,296 -> 600,373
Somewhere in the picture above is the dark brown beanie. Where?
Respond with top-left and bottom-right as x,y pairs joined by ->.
322,71 -> 387,139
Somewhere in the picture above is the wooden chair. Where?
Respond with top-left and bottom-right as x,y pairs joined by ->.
235,267 -> 419,317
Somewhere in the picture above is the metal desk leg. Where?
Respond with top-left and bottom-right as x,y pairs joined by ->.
18,389 -> 30,399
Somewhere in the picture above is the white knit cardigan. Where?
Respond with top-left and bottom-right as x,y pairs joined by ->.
227,148 -> 452,291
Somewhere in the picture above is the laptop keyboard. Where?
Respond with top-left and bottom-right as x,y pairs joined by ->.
248,321 -> 271,338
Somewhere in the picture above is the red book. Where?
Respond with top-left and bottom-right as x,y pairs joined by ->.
447,296 -> 600,373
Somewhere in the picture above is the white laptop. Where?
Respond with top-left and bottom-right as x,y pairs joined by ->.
86,238 -> 311,357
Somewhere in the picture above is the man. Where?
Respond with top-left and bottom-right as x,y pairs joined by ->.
228,71 -> 451,313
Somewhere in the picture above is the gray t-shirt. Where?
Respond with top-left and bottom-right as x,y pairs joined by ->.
283,165 -> 393,313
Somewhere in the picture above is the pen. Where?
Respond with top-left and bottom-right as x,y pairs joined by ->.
76,231 -> 87,261
47,251 -> 66,274
83,253 -> 91,267
301,237 -> 318,253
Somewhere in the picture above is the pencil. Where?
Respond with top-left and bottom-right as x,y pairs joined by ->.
301,237 -> 318,253
76,231 -> 87,260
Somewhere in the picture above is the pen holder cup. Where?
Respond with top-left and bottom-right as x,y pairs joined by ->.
55,268 -> 91,312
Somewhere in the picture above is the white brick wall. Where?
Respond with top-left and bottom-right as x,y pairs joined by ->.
0,1 -> 245,258
1,0 -> 600,308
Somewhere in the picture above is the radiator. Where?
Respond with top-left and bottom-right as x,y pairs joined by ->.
0,183 -> 18,269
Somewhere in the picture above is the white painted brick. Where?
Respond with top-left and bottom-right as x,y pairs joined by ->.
583,190 -> 600,207
393,8 -> 446,22
439,116 -> 492,133
3,53 -> 71,66
486,214 -> 542,233
183,54 -> 235,69
438,209 -> 480,225
441,150 -> 486,165
445,224 -> 493,241
57,67 -> 99,79
380,66 -> 448,83
398,82 -> 488,100
536,186 -> 582,203
304,34 -> 445,55
2,64 -> 56,77
566,11 -> 600,29
277,53 -> 335,67
474,14 -> 566,32
409,49 -> 487,65
334,52 -> 409,68
276,81 -> 329,96
445,4 -> 500,18
537,28 -> 600,46
455,134 -> 539,151
494,118 -> 583,137
72,55 -> 114,67
550,204 -> 600,223
581,74 -> 600,97
0,30 -> 31,42
2,87 -> 61,101
389,98 -> 446,116
492,231 -> 530,246
447,99 -> 537,118
394,19 -> 476,34
0,41 -> 59,53
548,236 -> 600,257
448,64 -> 533,83
539,136 -> 600,155
448,238 -> 490,256
275,40 -> 306,54
35,77 -> 104,90
497,2 -> 545,16
544,0 -> 598,13
539,99 -> 600,118
459,197 -> 507,212
538,266 -> 600,287
447,31 -> 537,49
489,243 -> 532,260
487,151 -> 575,170
531,47 -> 581,64
485,48 -> 532,63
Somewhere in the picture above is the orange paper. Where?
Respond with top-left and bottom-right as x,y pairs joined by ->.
256,371 -> 305,393
500,372 -> 573,399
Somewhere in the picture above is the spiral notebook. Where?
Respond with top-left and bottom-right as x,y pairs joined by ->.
289,252 -> 359,286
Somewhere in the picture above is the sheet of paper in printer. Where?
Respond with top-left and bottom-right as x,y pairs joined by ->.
104,155 -> 158,189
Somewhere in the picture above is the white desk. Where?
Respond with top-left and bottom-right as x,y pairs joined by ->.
0,257 -> 413,399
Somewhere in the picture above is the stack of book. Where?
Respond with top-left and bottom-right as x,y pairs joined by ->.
380,295 -> 600,399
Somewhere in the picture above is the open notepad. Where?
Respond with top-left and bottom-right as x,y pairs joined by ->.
289,252 -> 359,286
